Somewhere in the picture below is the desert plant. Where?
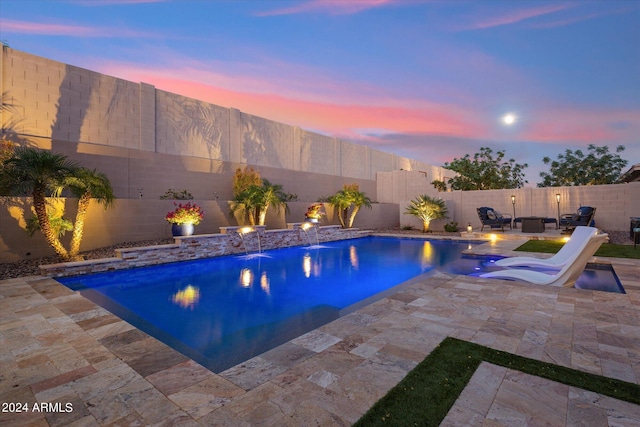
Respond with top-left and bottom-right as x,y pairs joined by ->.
231,178 -> 289,226
0,147 -> 115,261
65,168 -> 115,257
404,195 -> 448,233
327,184 -> 372,228
444,222 -> 459,232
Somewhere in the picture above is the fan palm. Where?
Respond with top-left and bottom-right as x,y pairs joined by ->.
404,195 -> 448,233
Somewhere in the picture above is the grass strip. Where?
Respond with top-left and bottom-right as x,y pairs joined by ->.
354,337 -> 640,426
515,240 -> 639,259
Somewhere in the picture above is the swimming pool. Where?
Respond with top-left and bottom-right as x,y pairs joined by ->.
57,237 -> 480,372
57,236 -> 623,373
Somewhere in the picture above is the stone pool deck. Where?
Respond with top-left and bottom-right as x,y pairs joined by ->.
1,236 -> 639,426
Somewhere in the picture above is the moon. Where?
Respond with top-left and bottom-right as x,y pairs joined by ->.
502,113 -> 516,125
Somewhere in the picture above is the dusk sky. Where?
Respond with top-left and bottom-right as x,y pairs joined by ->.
1,0 -> 638,186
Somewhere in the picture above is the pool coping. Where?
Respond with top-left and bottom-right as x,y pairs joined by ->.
2,236 -> 639,425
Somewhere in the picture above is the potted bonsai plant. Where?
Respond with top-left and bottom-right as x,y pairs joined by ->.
165,202 -> 204,236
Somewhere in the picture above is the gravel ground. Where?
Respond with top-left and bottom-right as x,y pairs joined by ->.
0,229 -> 633,281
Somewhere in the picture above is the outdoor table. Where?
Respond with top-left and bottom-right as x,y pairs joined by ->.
521,216 -> 545,233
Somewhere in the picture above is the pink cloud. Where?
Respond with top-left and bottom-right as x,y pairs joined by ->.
102,63 -> 485,139
0,18 -> 160,38
520,108 -> 639,144
529,6 -> 635,29
255,0 -> 396,16
96,60 -> 637,155
459,4 -> 573,30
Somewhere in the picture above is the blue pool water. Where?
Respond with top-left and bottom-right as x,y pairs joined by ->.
57,236 -> 623,372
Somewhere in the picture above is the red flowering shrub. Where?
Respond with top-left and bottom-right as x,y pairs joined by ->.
165,202 -> 204,225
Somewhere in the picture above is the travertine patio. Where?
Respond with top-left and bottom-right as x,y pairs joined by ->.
1,237 -> 639,426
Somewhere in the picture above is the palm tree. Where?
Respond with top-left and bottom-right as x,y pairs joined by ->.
231,179 -> 289,226
327,191 -> 351,228
404,195 -> 448,233
254,179 -> 288,226
0,146 -> 78,259
65,168 -> 115,259
327,184 -> 372,228
231,185 -> 261,225
346,187 -> 372,228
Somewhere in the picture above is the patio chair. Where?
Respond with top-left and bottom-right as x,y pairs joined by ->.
477,207 -> 512,231
559,206 -> 596,233
494,226 -> 599,269
481,229 -> 608,287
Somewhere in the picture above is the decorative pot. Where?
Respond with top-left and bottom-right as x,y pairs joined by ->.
172,223 -> 195,237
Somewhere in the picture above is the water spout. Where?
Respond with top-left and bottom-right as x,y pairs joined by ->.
300,222 -> 320,247
238,226 -> 262,255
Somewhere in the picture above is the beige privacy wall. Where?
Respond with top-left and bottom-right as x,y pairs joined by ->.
1,47 -> 449,200
379,171 -> 640,232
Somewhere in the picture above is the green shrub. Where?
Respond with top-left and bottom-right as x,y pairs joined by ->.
444,222 -> 459,232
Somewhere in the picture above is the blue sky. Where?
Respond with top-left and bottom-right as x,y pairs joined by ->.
1,0 -> 638,186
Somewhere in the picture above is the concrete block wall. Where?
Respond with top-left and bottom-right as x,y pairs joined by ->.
380,171 -> 640,233
2,47 -> 436,187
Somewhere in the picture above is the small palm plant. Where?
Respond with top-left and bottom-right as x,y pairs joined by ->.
254,179 -> 289,226
0,147 -> 116,261
231,178 -> 289,226
327,184 -> 372,228
404,195 -> 448,233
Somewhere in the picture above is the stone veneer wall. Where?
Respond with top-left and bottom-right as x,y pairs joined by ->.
40,225 -> 369,278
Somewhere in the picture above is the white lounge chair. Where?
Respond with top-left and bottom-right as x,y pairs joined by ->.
480,231 -> 608,287
494,226 -> 599,270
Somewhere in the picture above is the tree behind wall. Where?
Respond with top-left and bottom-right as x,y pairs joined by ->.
538,144 -> 628,187
436,147 -> 528,190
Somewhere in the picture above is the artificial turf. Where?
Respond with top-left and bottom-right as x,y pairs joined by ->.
354,337 -> 640,427
515,240 -> 640,259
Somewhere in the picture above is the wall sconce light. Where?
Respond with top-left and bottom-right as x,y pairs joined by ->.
467,223 -> 473,233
